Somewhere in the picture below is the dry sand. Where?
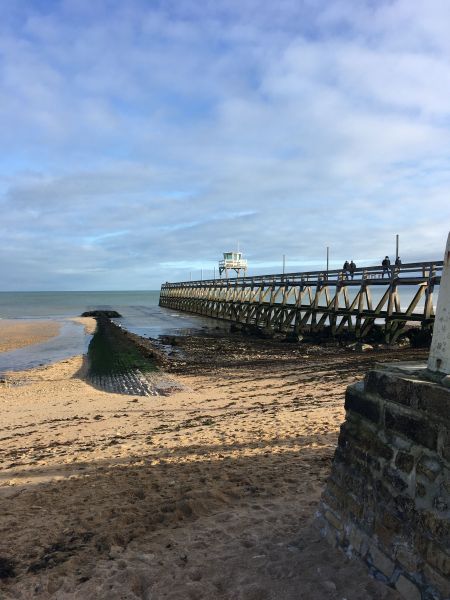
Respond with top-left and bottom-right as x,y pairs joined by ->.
0,320 -> 428,599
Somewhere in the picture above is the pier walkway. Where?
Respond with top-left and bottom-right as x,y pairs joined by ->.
159,261 -> 443,343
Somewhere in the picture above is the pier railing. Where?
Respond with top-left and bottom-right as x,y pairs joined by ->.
159,261 -> 443,343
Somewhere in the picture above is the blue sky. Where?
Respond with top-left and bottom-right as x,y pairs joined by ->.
1,0 -> 450,290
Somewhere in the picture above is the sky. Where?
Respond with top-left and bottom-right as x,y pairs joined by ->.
1,0 -> 450,290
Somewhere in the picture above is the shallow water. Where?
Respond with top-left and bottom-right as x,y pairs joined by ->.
0,320 -> 91,374
0,291 -> 224,374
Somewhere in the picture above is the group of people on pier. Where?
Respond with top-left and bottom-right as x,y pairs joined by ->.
381,255 -> 402,277
342,260 -> 357,280
342,256 -> 402,280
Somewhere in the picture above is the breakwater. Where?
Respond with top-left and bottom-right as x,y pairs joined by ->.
85,314 -> 170,396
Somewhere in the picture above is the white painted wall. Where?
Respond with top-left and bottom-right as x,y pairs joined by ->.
428,232 -> 450,374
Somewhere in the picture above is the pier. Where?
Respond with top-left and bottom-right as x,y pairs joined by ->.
159,261 -> 443,343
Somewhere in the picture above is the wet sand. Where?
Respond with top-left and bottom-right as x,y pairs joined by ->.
0,323 -> 428,599
0,320 -> 61,353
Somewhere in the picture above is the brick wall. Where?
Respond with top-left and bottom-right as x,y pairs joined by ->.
318,366 -> 450,599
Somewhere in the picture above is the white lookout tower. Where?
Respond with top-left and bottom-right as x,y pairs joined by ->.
219,250 -> 248,278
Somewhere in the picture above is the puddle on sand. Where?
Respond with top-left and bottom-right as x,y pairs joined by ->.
0,320 -> 92,375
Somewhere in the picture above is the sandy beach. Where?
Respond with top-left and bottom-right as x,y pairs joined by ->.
0,319 -> 429,599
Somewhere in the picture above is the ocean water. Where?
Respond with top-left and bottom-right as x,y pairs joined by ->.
0,291 -> 223,374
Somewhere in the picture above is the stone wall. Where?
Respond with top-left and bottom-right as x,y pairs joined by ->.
318,364 -> 450,600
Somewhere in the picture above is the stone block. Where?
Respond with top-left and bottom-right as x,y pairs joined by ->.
395,575 -> 421,600
440,477 -> 450,497
415,482 -> 427,498
419,512 -> 450,547
365,369 -> 450,422
322,524 -> 337,548
417,382 -> 450,422
374,479 -> 394,504
368,545 -> 395,578
394,495 -> 416,521
385,407 -> 438,450
364,371 -> 416,407
416,454 -> 442,481
433,494 -> 448,512
442,428 -> 450,462
426,541 -> 450,577
383,465 -> 409,493
347,425 -> 394,461
374,510 -> 404,549
321,484 -> 345,515
348,526 -> 368,556
395,451 -> 415,474
345,384 -> 381,424
422,563 -> 450,598
389,432 -> 413,452
324,509 -> 343,532
395,545 -> 419,572
374,522 -> 395,551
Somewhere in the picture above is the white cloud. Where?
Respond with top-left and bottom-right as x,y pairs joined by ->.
0,0 -> 449,290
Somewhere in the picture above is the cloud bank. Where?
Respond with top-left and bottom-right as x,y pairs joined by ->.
1,0 -> 450,289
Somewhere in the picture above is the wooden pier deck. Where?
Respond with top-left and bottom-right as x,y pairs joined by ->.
159,262 -> 443,343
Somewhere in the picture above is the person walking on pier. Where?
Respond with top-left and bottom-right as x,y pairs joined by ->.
382,256 -> 391,278
349,260 -> 356,280
342,260 -> 350,280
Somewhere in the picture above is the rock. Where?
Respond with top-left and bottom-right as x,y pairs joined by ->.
321,580 -> 337,593
109,545 -> 124,559
81,310 -> 122,318
0,556 -> 16,579
441,375 -> 450,388
347,342 -> 373,352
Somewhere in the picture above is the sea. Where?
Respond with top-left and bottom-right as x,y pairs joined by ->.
0,291 -> 222,374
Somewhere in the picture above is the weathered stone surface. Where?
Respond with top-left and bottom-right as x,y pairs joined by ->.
348,526 -> 368,555
344,421 -> 394,461
419,512 -> 450,548
385,408 -> 438,450
368,545 -> 395,578
320,363 -> 450,600
395,546 -> 419,572
364,370 -> 416,407
345,384 -> 380,424
426,541 -> 450,577
416,382 -> 450,421
383,465 -> 409,493
81,310 -> 122,318
417,455 -> 442,481
422,563 -> 450,598
415,482 -> 427,498
395,451 -> 415,474
365,369 -> 450,421
395,575 -> 421,600
442,429 -> 450,462
324,509 -> 343,532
